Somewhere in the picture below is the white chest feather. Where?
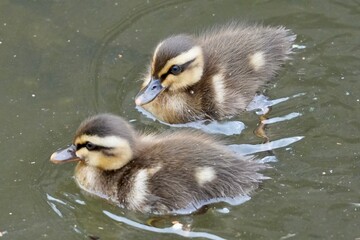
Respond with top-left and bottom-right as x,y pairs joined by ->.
127,169 -> 149,210
212,73 -> 225,105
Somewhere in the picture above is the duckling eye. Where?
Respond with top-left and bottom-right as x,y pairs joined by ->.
85,142 -> 96,151
170,65 -> 182,75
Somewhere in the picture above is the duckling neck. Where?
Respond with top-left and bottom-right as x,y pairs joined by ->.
142,90 -> 205,123
192,58 -> 222,119
74,162 -> 119,202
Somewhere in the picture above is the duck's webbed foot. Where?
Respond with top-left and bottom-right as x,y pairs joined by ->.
254,106 -> 272,143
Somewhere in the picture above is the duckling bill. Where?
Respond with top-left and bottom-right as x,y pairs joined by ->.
50,114 -> 269,214
135,22 -> 295,123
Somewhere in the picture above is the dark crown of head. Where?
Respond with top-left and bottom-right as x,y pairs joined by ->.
154,35 -> 196,75
75,114 -> 135,142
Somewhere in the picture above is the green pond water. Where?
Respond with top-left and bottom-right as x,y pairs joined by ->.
0,0 -> 359,239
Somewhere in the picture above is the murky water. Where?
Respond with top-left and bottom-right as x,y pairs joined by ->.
0,0 -> 359,239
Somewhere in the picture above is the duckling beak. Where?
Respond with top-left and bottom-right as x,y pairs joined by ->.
50,144 -> 81,164
135,79 -> 164,106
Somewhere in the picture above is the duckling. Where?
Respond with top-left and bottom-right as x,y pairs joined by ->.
135,22 -> 295,124
50,113 -> 268,214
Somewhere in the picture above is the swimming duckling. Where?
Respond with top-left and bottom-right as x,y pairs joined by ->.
135,22 -> 295,123
50,113 -> 268,214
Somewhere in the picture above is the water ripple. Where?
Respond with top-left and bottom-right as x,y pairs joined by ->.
103,210 -> 225,240
89,0 -> 192,110
229,136 -> 304,155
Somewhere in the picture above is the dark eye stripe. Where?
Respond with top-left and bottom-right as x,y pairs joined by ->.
160,58 -> 196,80
76,142 -> 112,151
180,58 -> 195,70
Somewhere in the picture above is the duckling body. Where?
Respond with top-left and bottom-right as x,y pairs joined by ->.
51,114 -> 268,214
135,22 -> 295,123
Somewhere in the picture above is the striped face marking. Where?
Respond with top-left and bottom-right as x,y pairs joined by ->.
137,37 -> 205,106
74,135 -> 133,170
76,135 -> 127,149
153,46 -> 204,91
159,46 -> 204,91
157,46 -> 202,77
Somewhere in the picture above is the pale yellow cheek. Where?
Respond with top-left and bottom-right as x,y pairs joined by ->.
163,65 -> 204,91
87,151 -> 104,168
161,75 -> 176,89
89,150 -> 132,171
76,148 -> 88,160
180,65 -> 203,87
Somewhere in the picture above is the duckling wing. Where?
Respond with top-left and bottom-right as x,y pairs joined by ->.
129,131 -> 268,214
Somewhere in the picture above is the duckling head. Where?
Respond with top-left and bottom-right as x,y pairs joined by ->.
135,35 -> 204,106
50,114 -> 136,171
